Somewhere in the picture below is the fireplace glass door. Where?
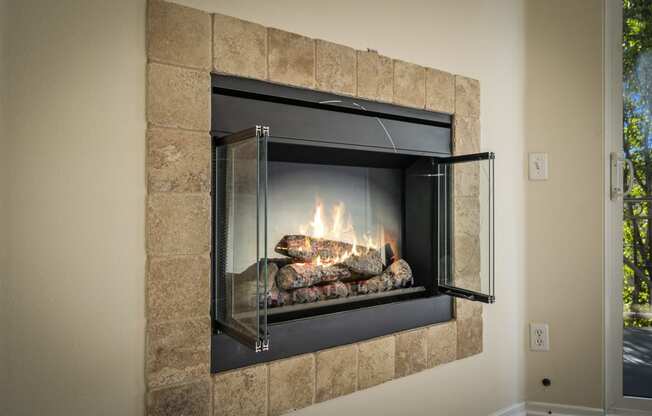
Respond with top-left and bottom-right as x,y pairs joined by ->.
436,152 -> 495,303
214,126 -> 270,351
214,129 -> 495,352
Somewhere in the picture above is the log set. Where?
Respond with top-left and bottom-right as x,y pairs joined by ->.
275,234 -> 383,277
357,259 -> 413,294
276,263 -> 351,290
232,235 -> 414,309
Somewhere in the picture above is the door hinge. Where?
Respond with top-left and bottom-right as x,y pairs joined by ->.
255,337 -> 270,353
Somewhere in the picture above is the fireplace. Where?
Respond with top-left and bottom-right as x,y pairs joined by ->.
210,74 -> 494,372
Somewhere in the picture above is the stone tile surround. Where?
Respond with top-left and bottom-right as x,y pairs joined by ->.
145,0 -> 483,414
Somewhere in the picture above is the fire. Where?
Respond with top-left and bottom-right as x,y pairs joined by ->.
297,198 -> 384,265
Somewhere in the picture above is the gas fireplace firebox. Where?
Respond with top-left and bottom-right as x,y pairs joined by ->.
211,74 -> 494,373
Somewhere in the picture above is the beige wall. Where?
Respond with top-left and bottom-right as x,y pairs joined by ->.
1,0 -> 9,412
3,1 -> 147,415
524,0 -> 604,408
1,0 -> 604,414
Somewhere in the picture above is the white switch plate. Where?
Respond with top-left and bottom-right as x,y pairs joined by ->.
530,323 -> 550,351
529,152 -> 549,180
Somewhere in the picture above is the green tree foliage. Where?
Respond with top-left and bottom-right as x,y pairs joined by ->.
623,0 -> 652,327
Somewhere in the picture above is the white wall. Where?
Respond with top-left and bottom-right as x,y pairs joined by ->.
2,0 -> 608,414
3,1 -> 146,415
524,0 -> 604,408
179,0 -> 528,415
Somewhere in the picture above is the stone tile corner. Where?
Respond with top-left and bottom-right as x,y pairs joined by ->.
147,380 -> 212,416
147,0 -> 212,70
146,316 -> 211,389
454,74 -> 480,117
456,316 -> 483,359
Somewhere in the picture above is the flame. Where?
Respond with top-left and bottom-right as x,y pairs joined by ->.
297,197 -> 389,266
310,203 -> 326,238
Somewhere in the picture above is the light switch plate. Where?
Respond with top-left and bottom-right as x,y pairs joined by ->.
529,152 -> 549,181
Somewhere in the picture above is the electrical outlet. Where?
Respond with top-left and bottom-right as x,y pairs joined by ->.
530,323 -> 550,351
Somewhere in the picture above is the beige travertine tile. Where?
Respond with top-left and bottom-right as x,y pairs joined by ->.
393,59 -> 426,108
454,273 -> 482,293
455,75 -> 480,117
457,316 -> 483,359
269,354 -> 315,416
453,116 -> 481,155
147,63 -> 210,131
356,50 -> 393,102
315,345 -> 357,403
147,0 -> 211,70
147,193 -> 210,255
147,380 -> 211,416
146,317 -> 210,388
147,127 -> 210,193
213,14 -> 267,80
453,163 -> 480,198
315,40 -> 356,96
213,365 -> 267,416
456,298 -> 483,320
395,328 -> 428,377
454,196 -> 480,237
426,68 -> 454,114
268,28 -> 315,89
453,234 -> 481,276
427,321 -> 457,367
147,255 -> 210,322
358,336 -> 395,390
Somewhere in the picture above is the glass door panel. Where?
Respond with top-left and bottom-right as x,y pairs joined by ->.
621,0 -> 652,401
214,126 -> 269,351
436,152 -> 495,304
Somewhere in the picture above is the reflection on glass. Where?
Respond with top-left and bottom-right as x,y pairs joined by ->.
622,0 -> 652,399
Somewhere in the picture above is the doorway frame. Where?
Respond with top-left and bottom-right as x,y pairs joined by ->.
604,0 -> 652,413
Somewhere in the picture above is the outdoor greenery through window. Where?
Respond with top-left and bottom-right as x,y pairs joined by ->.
623,0 -> 652,327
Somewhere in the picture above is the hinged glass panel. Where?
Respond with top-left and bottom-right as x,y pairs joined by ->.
214,126 -> 269,350
437,152 -> 495,304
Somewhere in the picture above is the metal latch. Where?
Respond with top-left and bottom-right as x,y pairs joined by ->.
611,151 -> 634,200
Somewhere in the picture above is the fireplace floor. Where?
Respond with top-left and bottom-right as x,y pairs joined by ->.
265,286 -> 427,316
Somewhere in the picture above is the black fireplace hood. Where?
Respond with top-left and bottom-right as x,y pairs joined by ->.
211,74 -> 452,157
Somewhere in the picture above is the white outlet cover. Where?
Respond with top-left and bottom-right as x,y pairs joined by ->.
530,322 -> 550,351
529,152 -> 549,181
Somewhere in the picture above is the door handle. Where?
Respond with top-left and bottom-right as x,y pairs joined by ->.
611,151 -> 634,200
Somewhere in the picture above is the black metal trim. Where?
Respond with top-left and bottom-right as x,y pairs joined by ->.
212,74 -> 452,129
438,284 -> 494,304
214,126 -> 259,147
212,295 -> 452,373
437,151 -> 494,164
266,287 -> 428,323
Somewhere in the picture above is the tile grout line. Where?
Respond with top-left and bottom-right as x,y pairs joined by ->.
148,58 -> 210,73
